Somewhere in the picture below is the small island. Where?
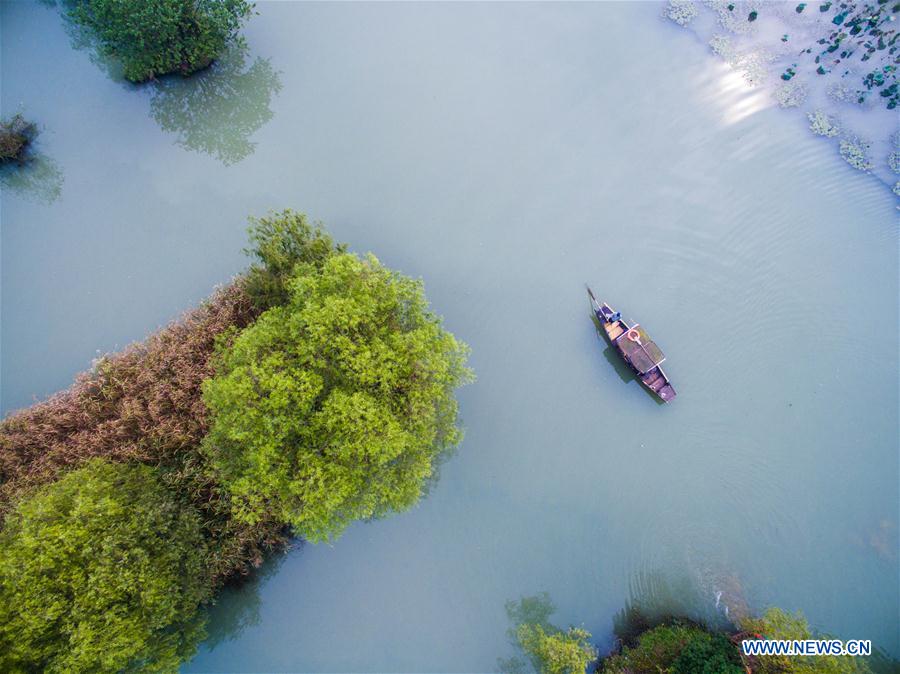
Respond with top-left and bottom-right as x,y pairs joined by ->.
0,211 -> 472,672
0,114 -> 36,163
67,0 -> 254,82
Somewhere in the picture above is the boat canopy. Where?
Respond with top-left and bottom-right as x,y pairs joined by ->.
617,324 -> 665,374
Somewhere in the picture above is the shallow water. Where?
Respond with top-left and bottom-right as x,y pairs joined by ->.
1,2 -> 897,671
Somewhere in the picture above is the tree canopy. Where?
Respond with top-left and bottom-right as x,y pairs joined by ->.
741,608 -> 871,674
68,0 -> 253,82
517,624 -> 597,674
501,594 -> 597,674
601,623 -> 742,674
0,459 -> 210,674
203,251 -> 472,542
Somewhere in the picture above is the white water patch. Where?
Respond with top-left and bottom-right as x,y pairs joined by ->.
666,0 -> 900,198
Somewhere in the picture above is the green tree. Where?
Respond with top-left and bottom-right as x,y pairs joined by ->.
203,251 -> 472,542
0,459 -> 210,674
67,0 -> 253,82
501,594 -> 596,674
671,631 -> 743,674
602,622 -> 741,674
242,209 -> 345,310
741,608 -> 871,674
517,624 -> 597,674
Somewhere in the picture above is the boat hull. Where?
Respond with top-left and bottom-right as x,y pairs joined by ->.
590,297 -> 676,403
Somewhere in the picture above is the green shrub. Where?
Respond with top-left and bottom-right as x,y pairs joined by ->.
68,0 -> 253,82
203,251 -> 472,542
602,622 -> 740,674
517,623 -> 597,674
671,631 -> 743,674
741,608 -> 871,673
243,209 -> 345,310
0,114 -> 35,162
0,459 -> 210,674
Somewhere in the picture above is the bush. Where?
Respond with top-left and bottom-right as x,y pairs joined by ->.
671,631 -> 743,674
0,114 -> 35,162
601,622 -> 741,674
517,624 -> 597,674
68,0 -> 254,82
0,283 -> 283,582
0,459 -> 210,673
740,608 -> 871,673
243,209 -> 345,310
203,251 -> 472,542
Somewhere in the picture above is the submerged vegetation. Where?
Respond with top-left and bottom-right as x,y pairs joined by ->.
65,0 -> 254,82
0,114 -> 36,163
500,594 -> 597,674
0,211 -> 471,672
666,0 -> 900,192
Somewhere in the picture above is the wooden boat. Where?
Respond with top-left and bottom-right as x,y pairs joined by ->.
587,286 -> 676,403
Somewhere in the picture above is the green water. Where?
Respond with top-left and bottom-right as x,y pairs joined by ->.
1,2 -> 897,671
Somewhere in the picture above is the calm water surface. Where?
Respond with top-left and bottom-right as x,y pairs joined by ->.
1,2 -> 897,671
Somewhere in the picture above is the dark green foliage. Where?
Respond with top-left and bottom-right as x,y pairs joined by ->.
243,210 -> 347,310
203,249 -> 472,542
740,608 -> 871,673
601,622 -> 740,674
671,632 -> 743,674
0,115 -> 35,162
67,0 -> 253,82
0,460 -> 210,673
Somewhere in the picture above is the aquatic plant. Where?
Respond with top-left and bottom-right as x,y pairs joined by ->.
808,109 -> 840,136
740,608 -> 871,673
889,131 -> 900,174
673,0 -> 899,194
0,114 -> 36,162
774,79 -> 808,107
888,151 -> 900,174
840,137 -> 873,171
501,594 -> 597,674
0,281 -> 282,582
202,251 -> 473,542
0,211 -> 472,670
66,0 -> 254,82
666,0 -> 698,27
516,624 -> 596,674
0,460 -> 210,674
601,622 -> 742,674
0,152 -> 64,204
710,35 -> 737,61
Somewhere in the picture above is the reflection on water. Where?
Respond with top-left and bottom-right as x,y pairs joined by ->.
43,0 -> 128,82
199,547 -> 290,650
149,46 -> 282,165
0,153 -> 64,204
613,569 -> 736,644
497,593 -> 558,674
